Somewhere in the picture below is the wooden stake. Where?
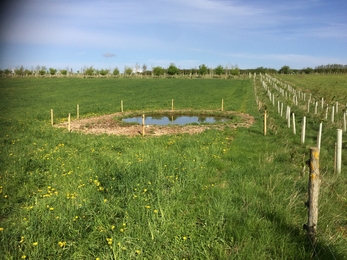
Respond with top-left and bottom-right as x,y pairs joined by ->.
77,104 -> 79,119
301,116 -> 306,144
142,114 -> 145,136
221,99 -> 224,111
264,110 -> 267,136
50,109 -> 54,126
68,113 -> 71,132
336,129 -> 342,174
121,100 -> 123,112
305,147 -> 320,244
171,99 -> 174,111
317,123 -> 322,150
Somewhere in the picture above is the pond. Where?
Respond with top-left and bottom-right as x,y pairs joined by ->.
122,115 -> 228,126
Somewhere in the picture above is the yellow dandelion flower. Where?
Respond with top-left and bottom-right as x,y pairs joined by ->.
153,209 -> 158,214
183,236 -> 187,240
103,198 -> 107,203
106,238 -> 113,245
49,207 -> 54,211
111,225 -> 115,230
32,242 -> 38,246
0,227 -> 4,231
145,205 -> 151,209
19,236 -> 24,243
21,255 -> 26,259
120,228 -> 124,232
58,241 -> 67,247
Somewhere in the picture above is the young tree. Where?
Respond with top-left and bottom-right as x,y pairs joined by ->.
85,66 -> 94,76
167,63 -> 179,76
14,66 -> 24,76
214,65 -> 224,77
153,66 -> 165,77
142,64 -> 147,74
49,68 -> 57,75
99,69 -> 109,76
60,69 -> 68,76
279,65 -> 292,74
124,66 -> 133,76
198,64 -> 208,77
230,65 -> 240,76
113,67 -> 120,76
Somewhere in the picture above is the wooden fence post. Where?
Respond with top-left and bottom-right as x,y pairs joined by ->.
336,129 -> 342,174
305,147 -> 320,244
51,109 -> 54,126
142,114 -> 145,136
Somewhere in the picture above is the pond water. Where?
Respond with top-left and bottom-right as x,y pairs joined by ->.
122,115 -> 227,125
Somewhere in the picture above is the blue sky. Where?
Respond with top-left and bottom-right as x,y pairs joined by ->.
0,0 -> 346,72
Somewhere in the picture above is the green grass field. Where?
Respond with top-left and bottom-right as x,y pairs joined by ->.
0,77 -> 346,259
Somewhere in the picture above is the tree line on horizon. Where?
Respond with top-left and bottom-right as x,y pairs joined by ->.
1,63 -> 347,78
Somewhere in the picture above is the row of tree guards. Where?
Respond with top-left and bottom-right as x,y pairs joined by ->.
255,73 -> 345,244
50,98 -> 226,136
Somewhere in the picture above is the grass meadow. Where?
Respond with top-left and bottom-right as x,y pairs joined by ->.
0,76 -> 346,259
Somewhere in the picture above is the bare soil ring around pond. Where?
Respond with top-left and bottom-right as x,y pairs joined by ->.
56,110 -> 255,136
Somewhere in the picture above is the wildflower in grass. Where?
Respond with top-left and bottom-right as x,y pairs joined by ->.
120,228 -> 124,232
58,241 -> 67,248
106,238 -> 113,245
19,236 -> 24,243
0,227 -> 3,231
111,225 -> 115,230
49,207 -> 54,211
21,255 -> 26,259
183,236 -> 187,241
103,199 -> 107,203
32,242 -> 38,246
153,209 -> 158,214
145,205 -> 151,209
135,250 -> 141,255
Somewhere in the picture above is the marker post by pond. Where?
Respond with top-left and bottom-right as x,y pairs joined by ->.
50,109 -> 54,126
171,99 -> 174,111
121,100 -> 123,112
142,114 -> 145,136
221,99 -> 224,112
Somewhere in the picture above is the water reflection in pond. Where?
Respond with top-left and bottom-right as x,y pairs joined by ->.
122,115 -> 227,125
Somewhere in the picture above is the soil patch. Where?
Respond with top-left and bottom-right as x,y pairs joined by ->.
55,110 -> 254,136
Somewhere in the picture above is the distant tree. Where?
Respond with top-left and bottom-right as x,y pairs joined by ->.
24,69 -> 32,76
49,68 -> 57,75
60,69 -> 67,76
214,65 -> 224,77
39,66 -> 47,76
85,66 -> 94,76
230,65 -> 240,76
113,67 -> 120,76
279,65 -> 292,74
153,66 -> 165,77
198,64 -> 208,77
4,69 -> 11,76
302,67 -> 314,74
142,64 -> 147,74
167,63 -> 179,76
124,66 -> 133,76
14,66 -> 24,76
99,69 -> 109,76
